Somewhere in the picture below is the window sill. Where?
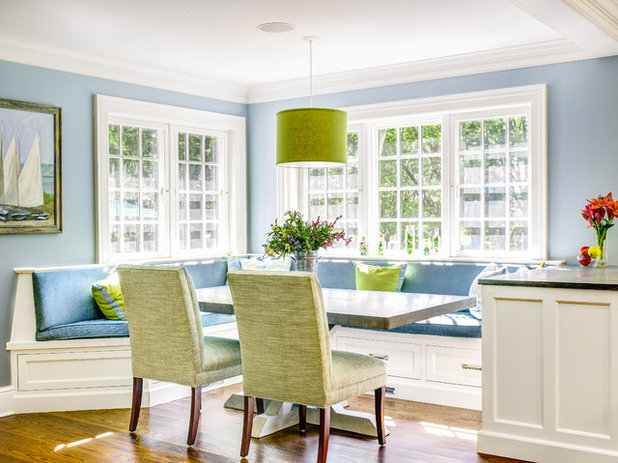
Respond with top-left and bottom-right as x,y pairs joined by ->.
315,253 -> 565,266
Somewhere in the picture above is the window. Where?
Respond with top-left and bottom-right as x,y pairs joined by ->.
455,115 -> 531,256
107,123 -> 165,256
176,130 -> 226,252
307,132 -> 361,247
376,123 -> 442,251
96,95 -> 246,262
289,85 -> 547,261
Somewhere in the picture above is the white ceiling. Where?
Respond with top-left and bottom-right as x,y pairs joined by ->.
0,0 -> 615,102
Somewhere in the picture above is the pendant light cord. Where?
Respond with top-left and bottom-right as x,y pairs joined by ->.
309,38 -> 313,107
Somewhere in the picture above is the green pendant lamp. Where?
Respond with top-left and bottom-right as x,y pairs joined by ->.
276,37 -> 348,168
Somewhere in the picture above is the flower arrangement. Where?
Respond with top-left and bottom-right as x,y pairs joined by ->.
581,192 -> 617,267
265,211 -> 351,258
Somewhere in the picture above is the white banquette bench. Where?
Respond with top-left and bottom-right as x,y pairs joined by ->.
6,256 -> 547,414
7,260 -> 239,413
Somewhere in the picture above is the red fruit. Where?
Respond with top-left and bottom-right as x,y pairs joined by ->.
580,246 -> 590,256
578,253 -> 592,266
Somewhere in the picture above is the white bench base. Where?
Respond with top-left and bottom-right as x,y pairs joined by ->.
331,326 -> 482,410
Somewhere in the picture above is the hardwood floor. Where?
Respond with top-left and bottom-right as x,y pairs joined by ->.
0,384 -> 528,462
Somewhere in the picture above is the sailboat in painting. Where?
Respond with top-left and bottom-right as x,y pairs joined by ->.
0,132 -> 49,222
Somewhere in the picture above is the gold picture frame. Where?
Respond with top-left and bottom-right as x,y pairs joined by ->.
0,98 -> 62,234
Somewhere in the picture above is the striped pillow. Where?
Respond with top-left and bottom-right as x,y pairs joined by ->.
92,272 -> 126,320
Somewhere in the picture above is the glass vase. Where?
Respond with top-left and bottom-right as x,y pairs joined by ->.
594,230 -> 608,268
292,251 -> 319,272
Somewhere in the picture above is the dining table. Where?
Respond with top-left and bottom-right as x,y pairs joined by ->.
196,285 -> 476,439
197,285 -> 476,329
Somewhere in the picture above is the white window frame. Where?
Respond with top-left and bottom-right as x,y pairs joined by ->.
282,84 -> 547,261
95,95 -> 246,263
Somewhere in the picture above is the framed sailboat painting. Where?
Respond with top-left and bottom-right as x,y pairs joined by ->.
0,98 -> 61,234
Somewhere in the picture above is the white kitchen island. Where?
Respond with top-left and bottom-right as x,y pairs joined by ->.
477,266 -> 618,463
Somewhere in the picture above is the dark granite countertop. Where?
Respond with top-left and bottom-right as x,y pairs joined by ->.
479,266 -> 618,290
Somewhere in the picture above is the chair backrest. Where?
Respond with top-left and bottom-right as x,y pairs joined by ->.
117,265 -> 205,386
227,270 -> 332,407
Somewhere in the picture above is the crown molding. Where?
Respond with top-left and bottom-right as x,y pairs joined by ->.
561,0 -> 618,40
247,40 -> 592,103
0,34 -> 248,104
0,33 -> 597,106
506,0 -> 618,56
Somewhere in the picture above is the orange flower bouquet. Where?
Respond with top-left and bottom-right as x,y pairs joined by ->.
581,192 -> 617,267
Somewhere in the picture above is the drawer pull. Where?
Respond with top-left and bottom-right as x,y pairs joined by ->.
369,353 -> 389,361
461,363 -> 482,371
385,386 -> 396,395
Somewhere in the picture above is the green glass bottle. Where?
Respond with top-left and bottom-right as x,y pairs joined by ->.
359,236 -> 368,256
405,225 -> 415,255
432,227 -> 441,254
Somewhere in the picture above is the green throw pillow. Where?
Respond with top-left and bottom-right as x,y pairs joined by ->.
92,272 -> 126,320
355,263 -> 406,292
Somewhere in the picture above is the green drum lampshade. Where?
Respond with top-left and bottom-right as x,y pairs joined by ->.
276,107 -> 348,167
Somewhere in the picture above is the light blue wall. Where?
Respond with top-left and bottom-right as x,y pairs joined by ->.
248,56 -> 618,264
0,55 -> 616,388
0,60 -> 247,387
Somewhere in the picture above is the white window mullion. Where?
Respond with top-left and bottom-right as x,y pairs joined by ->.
441,114 -> 452,258
168,125 -> 179,257
220,133 -> 230,252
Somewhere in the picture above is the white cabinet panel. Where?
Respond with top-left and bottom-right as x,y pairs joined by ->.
426,345 -> 481,387
557,302 -> 611,437
336,336 -> 421,379
494,298 -> 543,427
480,282 -> 618,463
18,350 -> 132,391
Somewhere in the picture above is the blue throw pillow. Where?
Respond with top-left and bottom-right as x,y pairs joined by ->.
468,263 -> 507,320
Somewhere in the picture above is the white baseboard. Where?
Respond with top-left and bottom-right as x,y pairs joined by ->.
385,377 -> 481,410
11,376 -> 243,414
12,386 -> 133,414
478,430 -> 618,463
0,386 -> 14,417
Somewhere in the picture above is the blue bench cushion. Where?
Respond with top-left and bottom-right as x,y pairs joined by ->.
36,312 -> 236,341
386,309 -> 481,338
36,318 -> 129,341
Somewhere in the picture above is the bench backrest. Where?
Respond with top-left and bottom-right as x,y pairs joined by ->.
31,259 -> 229,333
180,259 -> 228,288
33,267 -> 115,332
316,260 -> 497,296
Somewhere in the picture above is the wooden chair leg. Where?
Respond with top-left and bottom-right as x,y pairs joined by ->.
299,404 -> 307,432
256,398 -> 265,415
318,407 -> 330,463
129,377 -> 143,432
187,386 -> 202,446
241,396 -> 255,457
375,386 -> 386,446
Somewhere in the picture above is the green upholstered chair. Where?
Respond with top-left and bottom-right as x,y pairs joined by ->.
227,270 -> 387,463
117,265 -> 242,445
